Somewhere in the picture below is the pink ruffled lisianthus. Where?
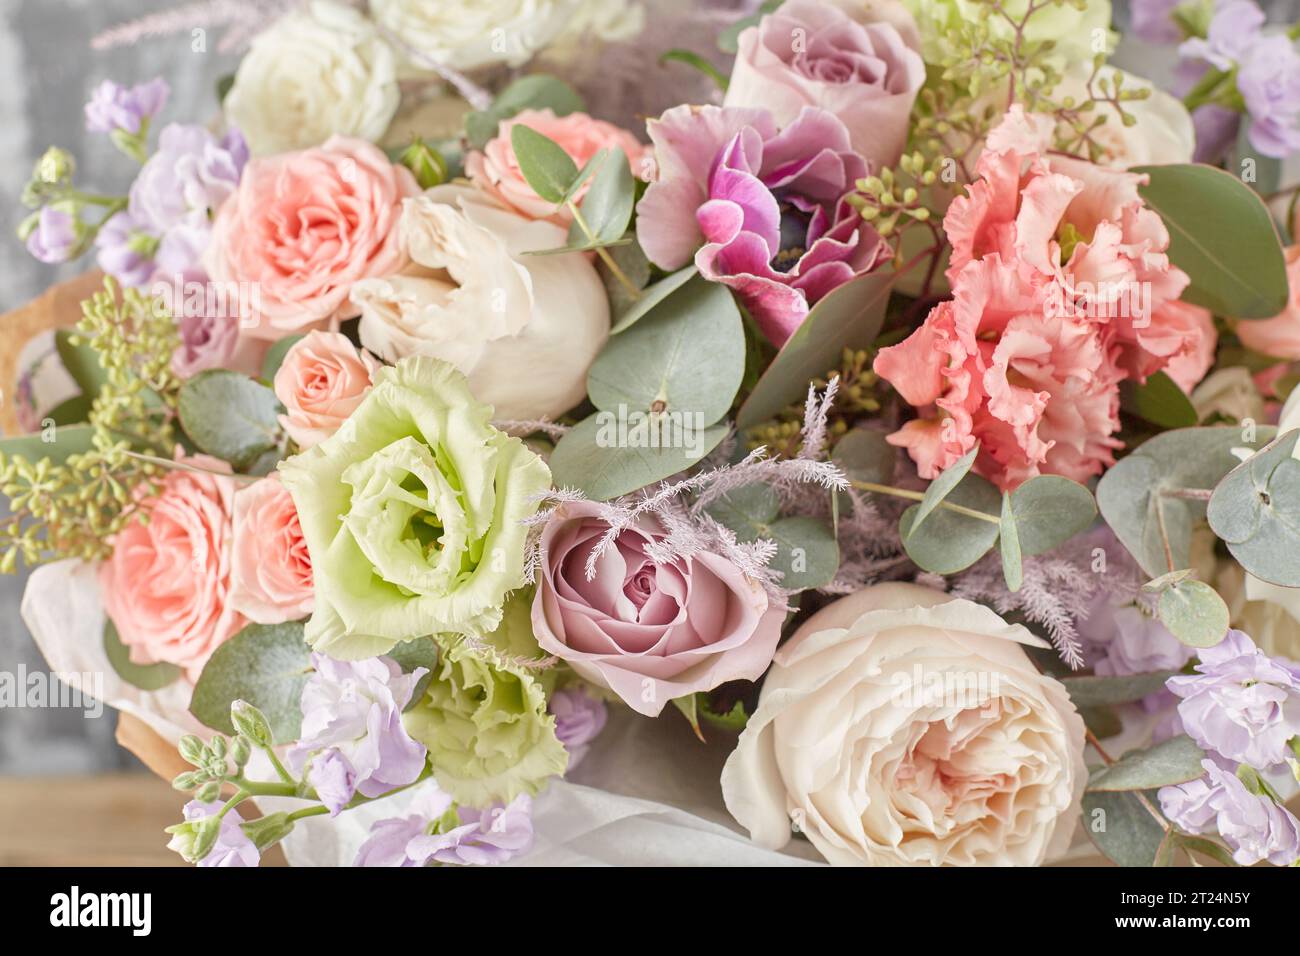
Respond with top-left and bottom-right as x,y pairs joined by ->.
635,104 -> 889,346
875,107 -> 1216,490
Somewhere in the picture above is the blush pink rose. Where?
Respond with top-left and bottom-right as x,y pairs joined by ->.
99,453 -> 243,679
723,0 -> 925,170
229,475 -> 313,624
531,501 -> 784,717
465,109 -> 651,225
273,330 -> 380,449
204,135 -> 418,340
1236,245 -> 1300,359
875,107 -> 1214,490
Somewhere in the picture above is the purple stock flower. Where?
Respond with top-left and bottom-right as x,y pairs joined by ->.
25,206 -> 81,263
287,653 -> 428,807
1167,629 -> 1300,769
1129,0 -> 1184,44
309,748 -> 359,817
94,210 -> 157,288
1237,35 -> 1300,158
354,788 -> 535,867
549,685 -> 607,771
1179,0 -> 1265,71
1159,759 -> 1300,866
635,104 -> 888,346
171,800 -> 260,868
85,77 -> 168,135
1079,603 -> 1194,713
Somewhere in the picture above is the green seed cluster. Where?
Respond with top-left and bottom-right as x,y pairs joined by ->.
748,348 -> 882,459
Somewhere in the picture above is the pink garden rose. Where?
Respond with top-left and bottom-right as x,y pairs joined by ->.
99,452 -> 243,678
874,107 -> 1214,490
635,104 -> 889,345
273,330 -> 380,449
465,108 -> 650,225
204,135 -> 418,340
531,501 -> 784,717
229,475 -> 313,625
724,0 -> 925,170
1235,245 -> 1300,359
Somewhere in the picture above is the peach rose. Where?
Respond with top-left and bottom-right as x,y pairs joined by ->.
204,135 -> 418,340
1235,245 -> 1300,360
273,330 -> 380,449
229,475 -> 313,624
464,109 -> 650,225
99,453 -> 243,679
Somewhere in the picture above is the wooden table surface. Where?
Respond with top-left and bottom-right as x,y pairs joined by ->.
0,774 -> 286,866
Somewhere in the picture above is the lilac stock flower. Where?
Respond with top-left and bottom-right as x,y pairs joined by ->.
1237,35 -> 1300,158
549,685 -> 608,771
25,206 -> 81,264
1179,0 -> 1265,71
287,653 -> 429,808
1129,0 -> 1184,44
1167,629 -> 1300,769
94,210 -> 157,288
84,77 -> 168,135
353,788 -> 535,867
1079,603 -> 1194,713
1159,759 -> 1300,866
309,748 -> 359,817
170,800 -> 260,868
635,104 -> 888,346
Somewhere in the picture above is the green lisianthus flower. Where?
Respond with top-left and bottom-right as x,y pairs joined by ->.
403,592 -> 568,805
279,356 -> 552,660
901,0 -> 1113,67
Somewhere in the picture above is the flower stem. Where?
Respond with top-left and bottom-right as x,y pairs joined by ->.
122,450 -> 262,486
851,479 -> 1001,525
565,200 -> 642,301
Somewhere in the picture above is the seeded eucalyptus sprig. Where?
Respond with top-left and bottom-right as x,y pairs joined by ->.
0,277 -> 179,571
748,348 -> 883,458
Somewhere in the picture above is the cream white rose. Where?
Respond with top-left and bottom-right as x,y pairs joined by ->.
370,0 -> 574,72
722,583 -> 1087,866
223,0 -> 400,156
1056,65 -> 1195,168
350,184 -> 609,420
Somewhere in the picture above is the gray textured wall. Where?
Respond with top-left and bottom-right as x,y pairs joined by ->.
0,0 -> 236,774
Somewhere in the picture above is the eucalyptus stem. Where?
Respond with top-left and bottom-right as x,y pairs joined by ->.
122,450 -> 262,486
565,200 -> 642,301
851,479 -> 1002,525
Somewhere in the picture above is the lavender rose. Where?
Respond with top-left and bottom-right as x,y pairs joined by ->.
531,501 -> 784,717
724,0 -> 925,170
1167,629 -> 1300,769
635,104 -> 889,345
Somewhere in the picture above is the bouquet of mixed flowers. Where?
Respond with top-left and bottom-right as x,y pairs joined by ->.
11,0 -> 1300,868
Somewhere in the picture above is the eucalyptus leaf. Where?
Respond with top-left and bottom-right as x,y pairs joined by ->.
999,491 -> 1023,592
1060,670 -> 1179,707
1008,475 -> 1097,555
569,149 -> 635,246
0,424 -> 97,466
260,334 -> 305,383
588,275 -> 745,426
1082,790 -> 1170,867
103,619 -> 182,692
1157,579 -> 1230,648
177,370 -> 284,471
189,621 -> 312,743
464,74 -> 584,149
1096,426 -> 1275,579
1087,735 -> 1206,792
1121,370 -> 1198,428
547,414 -> 727,501
763,516 -> 840,591
510,125 -> 579,205
736,269 -> 893,430
831,429 -> 896,485
659,49 -> 729,91
1080,705 -> 1124,739
1206,429 -> 1300,587
45,395 -> 92,427
898,472 -> 1001,574
55,330 -> 109,403
609,265 -> 697,334
1134,163 -> 1288,318
703,483 -> 781,537
912,444 -> 979,532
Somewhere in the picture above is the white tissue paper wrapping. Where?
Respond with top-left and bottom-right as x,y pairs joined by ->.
21,558 -> 821,866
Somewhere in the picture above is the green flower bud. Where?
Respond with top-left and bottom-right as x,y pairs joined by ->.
195,781 -> 222,803
230,735 -> 252,768
34,147 -> 74,186
178,735 -> 205,766
240,811 -> 295,851
165,814 -> 220,864
399,139 -> 448,190
230,700 -> 274,748
171,770 -> 205,792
